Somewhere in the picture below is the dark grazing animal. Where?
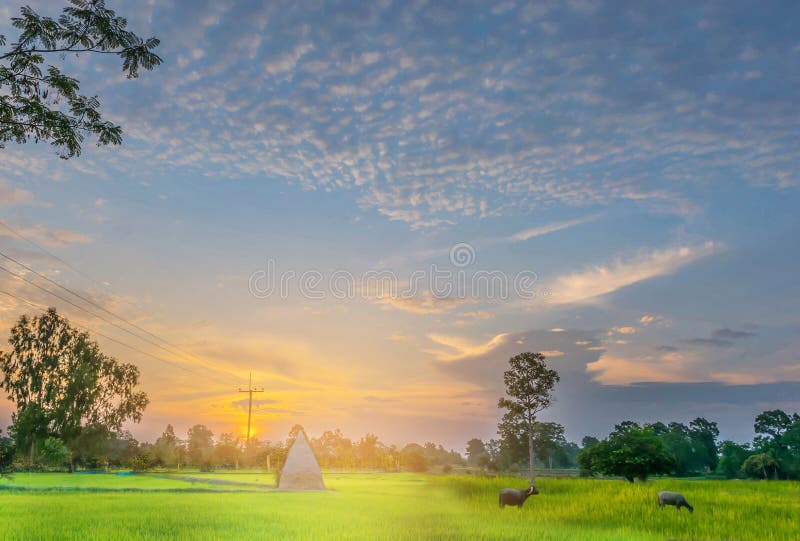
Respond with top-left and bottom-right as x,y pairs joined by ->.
658,491 -> 694,513
499,485 -> 538,508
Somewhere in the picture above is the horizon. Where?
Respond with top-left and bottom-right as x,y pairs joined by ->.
2,0 -> 800,453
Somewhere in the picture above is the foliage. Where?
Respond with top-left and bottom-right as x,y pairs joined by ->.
0,429 -> 15,477
578,423 -> 675,482
0,308 -> 148,460
0,0 -> 161,157
153,424 -> 182,468
465,438 -> 487,466
398,445 -> 427,472
41,436 -> 70,469
751,409 -> 800,479
213,433 -> 242,468
717,440 -> 751,479
497,352 -> 560,483
69,424 -> 137,469
187,424 -> 214,471
741,453 -> 781,479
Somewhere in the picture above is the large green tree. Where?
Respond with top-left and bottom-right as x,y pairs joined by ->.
0,308 -> 149,459
497,351 -> 560,484
0,0 -> 161,158
578,422 -> 675,482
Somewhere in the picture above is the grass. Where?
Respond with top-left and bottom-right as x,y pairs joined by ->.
0,472 -> 797,540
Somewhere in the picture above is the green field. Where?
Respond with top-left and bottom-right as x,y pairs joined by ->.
1,473 -> 797,540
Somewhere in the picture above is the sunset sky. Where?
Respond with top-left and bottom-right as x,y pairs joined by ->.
1,0 -> 799,450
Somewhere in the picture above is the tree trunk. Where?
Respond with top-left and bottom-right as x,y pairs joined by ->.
528,430 -> 535,486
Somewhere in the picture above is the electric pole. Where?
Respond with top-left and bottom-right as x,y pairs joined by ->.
238,372 -> 264,444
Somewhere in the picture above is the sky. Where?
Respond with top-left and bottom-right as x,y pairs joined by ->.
1,0 -> 799,451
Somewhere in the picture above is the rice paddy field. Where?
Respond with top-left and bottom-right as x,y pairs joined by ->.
0,472 -> 797,540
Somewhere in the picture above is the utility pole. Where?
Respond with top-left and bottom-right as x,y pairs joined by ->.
238,372 -> 264,444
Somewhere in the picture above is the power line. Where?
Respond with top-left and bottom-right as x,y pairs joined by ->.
0,247 -> 243,386
0,263 -> 241,386
0,223 -> 249,387
0,248 -> 212,365
0,288 -> 191,374
0,219 -> 103,287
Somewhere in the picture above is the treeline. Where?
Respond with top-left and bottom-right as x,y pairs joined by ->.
0,423 -> 465,474
464,409 -> 800,481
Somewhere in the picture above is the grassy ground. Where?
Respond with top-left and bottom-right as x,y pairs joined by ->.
0,472 -> 797,540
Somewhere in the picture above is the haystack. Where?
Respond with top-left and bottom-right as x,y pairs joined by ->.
278,430 -> 325,490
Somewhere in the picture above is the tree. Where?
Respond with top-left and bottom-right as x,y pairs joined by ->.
656,422 -> 705,476
0,308 -> 149,460
741,453 -> 780,480
465,438 -> 487,466
70,424 -> 127,469
154,425 -> 181,468
581,436 -> 599,449
717,440 -> 751,479
187,424 -> 214,471
578,423 -> 675,482
41,437 -> 70,469
752,409 -> 800,479
399,444 -> 427,472
0,429 -> 15,477
0,0 -> 162,158
213,433 -> 242,468
497,352 -> 560,484
689,417 -> 720,472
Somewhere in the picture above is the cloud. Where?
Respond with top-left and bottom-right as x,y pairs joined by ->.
0,223 -> 91,247
680,328 -> 758,349
586,350 -> 699,385
461,310 -> 495,320
551,242 -> 720,305
614,326 -> 638,335
21,0 -> 796,231
713,328 -> 757,340
376,294 -> 473,314
0,181 -> 33,206
426,332 -> 510,362
508,216 -> 598,242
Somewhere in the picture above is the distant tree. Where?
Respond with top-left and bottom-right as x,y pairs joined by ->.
0,429 -> 15,477
357,433 -> 382,470
741,453 -> 780,480
552,441 -> 581,469
0,0 -> 162,158
154,424 -> 181,468
717,440 -> 751,479
752,409 -> 800,479
578,423 -> 674,482
754,410 -> 797,441
465,438 -> 487,466
69,424 -> 119,469
312,429 -> 355,469
130,443 -> 157,472
656,422 -> 705,476
213,433 -> 242,468
0,309 -> 148,461
421,442 -> 464,468
187,424 -> 214,471
41,437 -> 70,469
497,352 -> 560,485
689,417 -> 720,472
399,444 -> 427,472
581,436 -> 599,449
